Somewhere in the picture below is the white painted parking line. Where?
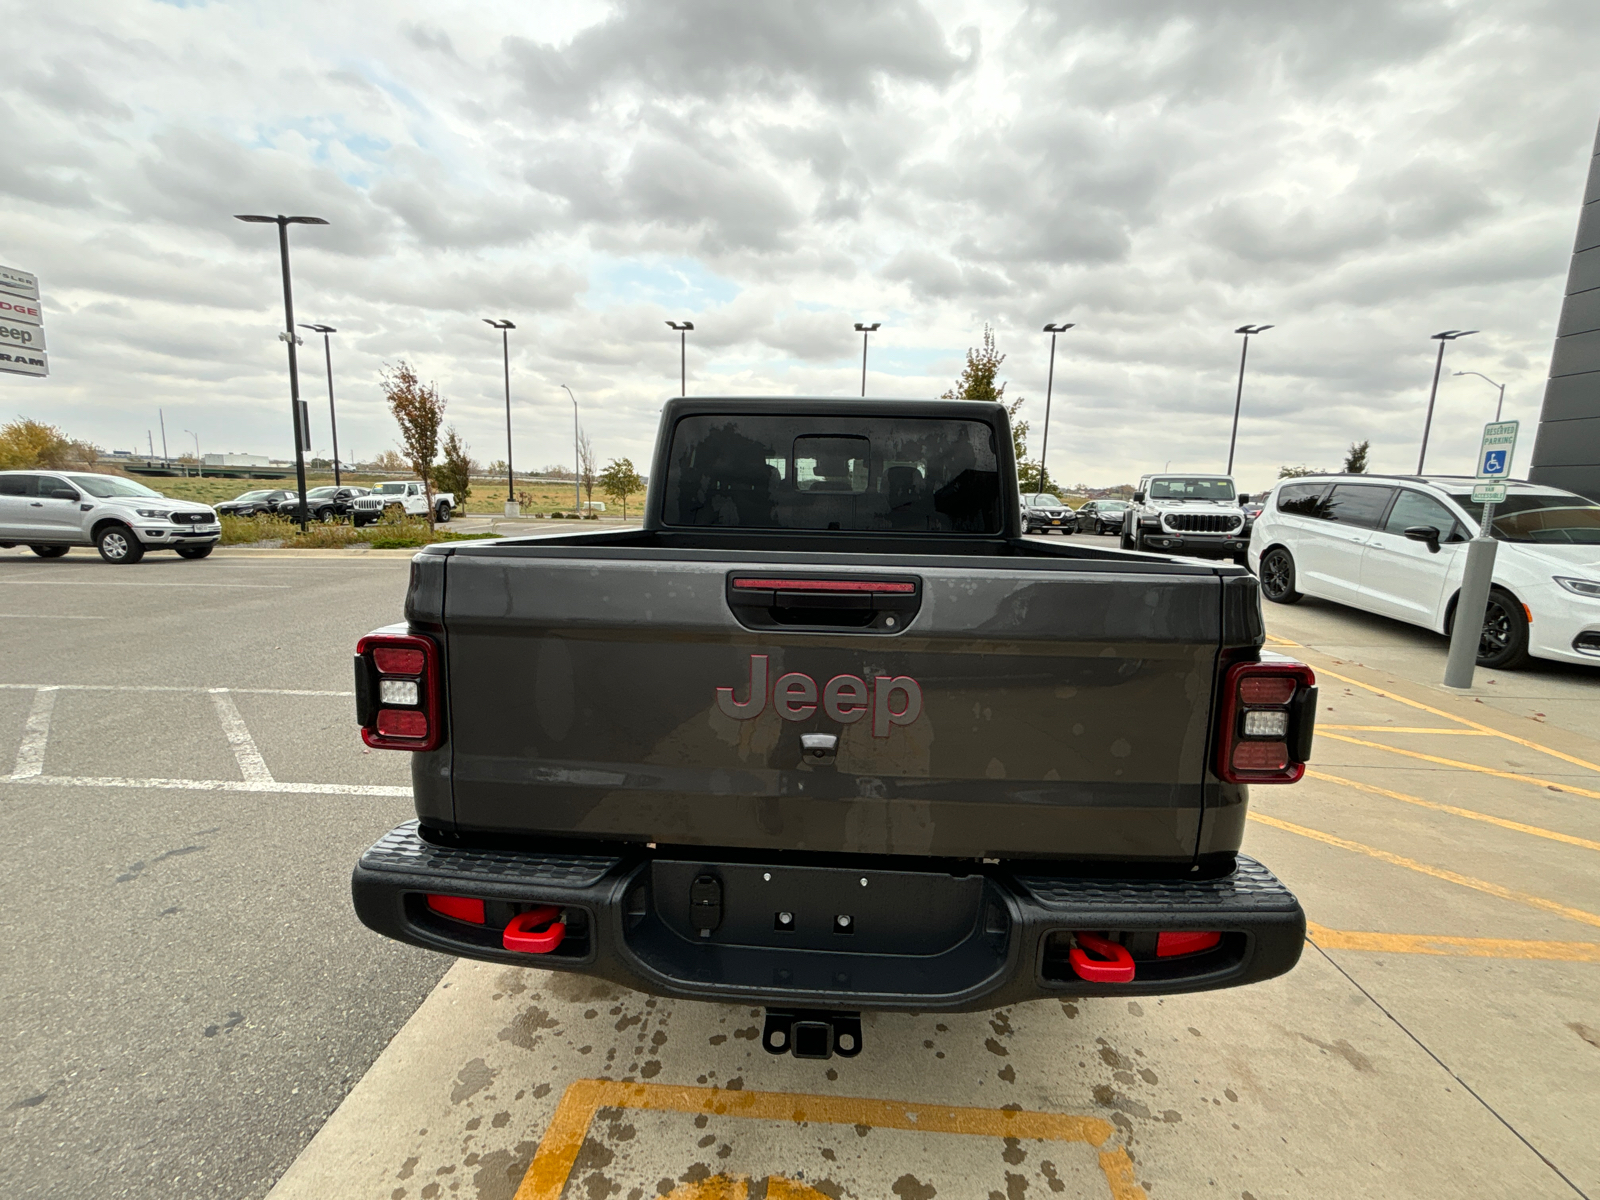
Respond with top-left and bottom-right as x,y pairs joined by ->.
0,613 -> 107,619
0,684 -> 353,696
12,687 -> 56,779
208,688 -> 275,783
0,774 -> 411,796
0,581 -> 292,589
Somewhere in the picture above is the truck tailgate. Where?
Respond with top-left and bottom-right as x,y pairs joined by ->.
440,551 -> 1223,862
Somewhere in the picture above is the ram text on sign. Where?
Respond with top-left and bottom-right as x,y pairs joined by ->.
0,349 -> 48,377
0,320 -> 45,352
0,265 -> 39,299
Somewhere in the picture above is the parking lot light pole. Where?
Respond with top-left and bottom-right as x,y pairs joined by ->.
299,324 -> 341,486
1040,323 -> 1075,493
235,213 -> 329,531
483,320 -> 517,514
561,384 -> 581,512
666,321 -> 694,395
1417,330 -> 1478,474
853,323 -> 880,396
1454,370 -> 1506,422
1227,324 -> 1273,476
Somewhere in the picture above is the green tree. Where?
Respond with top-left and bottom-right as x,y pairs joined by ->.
382,360 -> 446,528
434,426 -> 474,509
0,417 -> 71,469
598,457 -> 643,520
1278,464 -> 1325,479
943,325 -> 1042,486
1342,440 -> 1370,474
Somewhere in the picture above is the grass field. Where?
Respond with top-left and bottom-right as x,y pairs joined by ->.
148,473 -> 647,517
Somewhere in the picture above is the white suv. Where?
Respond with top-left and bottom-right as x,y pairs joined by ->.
0,470 -> 220,563
1248,474 -> 1600,669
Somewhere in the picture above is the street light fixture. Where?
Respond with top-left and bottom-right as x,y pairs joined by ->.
1227,324 -> 1273,476
1454,370 -> 1506,422
483,319 -> 517,514
1417,330 -> 1479,474
1039,323 -> 1075,494
666,321 -> 694,396
853,323 -> 881,397
235,213 -> 329,530
561,384 -> 581,513
299,323 -> 342,486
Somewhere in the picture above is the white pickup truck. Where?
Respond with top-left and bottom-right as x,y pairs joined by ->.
0,469 -> 219,563
351,481 -> 455,527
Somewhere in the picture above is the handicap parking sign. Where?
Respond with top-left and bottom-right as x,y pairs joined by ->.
1475,420 -> 1518,479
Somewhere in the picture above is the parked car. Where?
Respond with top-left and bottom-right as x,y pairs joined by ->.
0,469 -> 219,563
217,489 -> 293,517
272,485 -> 370,521
351,481 -> 455,527
1020,492 -> 1075,533
1076,499 -> 1129,535
350,396 -> 1315,1060
1124,474 -> 1251,563
1249,474 -> 1600,669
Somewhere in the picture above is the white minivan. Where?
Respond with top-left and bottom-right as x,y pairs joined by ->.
1247,474 -> 1600,670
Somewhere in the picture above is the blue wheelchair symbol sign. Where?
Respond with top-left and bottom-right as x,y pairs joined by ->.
1482,449 -> 1508,475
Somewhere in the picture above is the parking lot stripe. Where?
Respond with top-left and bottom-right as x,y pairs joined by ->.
0,774 -> 410,797
12,687 -> 56,778
1305,769 -> 1600,853
1249,813 -> 1600,930
0,684 -> 353,697
0,613 -> 107,619
1308,922 -> 1600,962
1319,732 -> 1600,800
208,689 -> 274,783
514,1079 -> 1139,1200
0,580 -> 292,588
1321,724 -> 1491,735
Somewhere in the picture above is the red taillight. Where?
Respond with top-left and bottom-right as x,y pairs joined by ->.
374,646 -> 425,674
357,632 -> 443,751
1216,659 -> 1316,784
377,709 -> 428,738
427,894 -> 485,924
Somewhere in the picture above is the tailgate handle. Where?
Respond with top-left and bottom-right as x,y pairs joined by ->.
726,575 -> 921,633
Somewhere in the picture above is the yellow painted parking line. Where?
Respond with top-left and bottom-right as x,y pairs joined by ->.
1265,634 -> 1300,646
1304,769 -> 1600,853
1321,725 -> 1491,734
1247,812 -> 1600,931
515,1079 -> 1145,1200
1318,732 -> 1600,801
1307,921 -> 1600,963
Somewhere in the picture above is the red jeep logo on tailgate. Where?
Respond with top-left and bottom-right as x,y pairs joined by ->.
716,654 -> 922,738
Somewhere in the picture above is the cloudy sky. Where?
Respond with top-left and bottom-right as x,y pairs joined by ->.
3,0 -> 1598,490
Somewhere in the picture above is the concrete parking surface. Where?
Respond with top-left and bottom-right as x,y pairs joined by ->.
4,541 -> 1599,1199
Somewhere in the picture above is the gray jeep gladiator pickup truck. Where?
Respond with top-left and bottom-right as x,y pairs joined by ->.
351,397 -> 1315,1059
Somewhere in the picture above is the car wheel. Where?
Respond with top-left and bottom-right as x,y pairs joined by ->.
316,506 -> 332,522
177,544 -> 214,559
30,545 -> 70,558
96,524 -> 144,564
1258,547 -> 1301,604
435,501 -> 451,523
1475,588 -> 1531,670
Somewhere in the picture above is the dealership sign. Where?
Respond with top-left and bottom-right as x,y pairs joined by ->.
0,264 -> 47,377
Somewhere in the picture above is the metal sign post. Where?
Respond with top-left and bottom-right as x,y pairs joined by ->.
1442,422 -> 1518,689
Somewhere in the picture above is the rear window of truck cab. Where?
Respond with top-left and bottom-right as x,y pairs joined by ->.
662,415 -> 1003,533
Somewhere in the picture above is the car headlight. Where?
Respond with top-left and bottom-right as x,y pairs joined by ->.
1554,576 -> 1600,598
136,508 -> 171,519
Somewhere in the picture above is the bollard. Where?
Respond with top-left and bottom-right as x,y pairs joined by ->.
1442,502 -> 1498,690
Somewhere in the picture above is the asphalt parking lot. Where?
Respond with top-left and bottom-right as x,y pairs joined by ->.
5,539 -> 1599,1200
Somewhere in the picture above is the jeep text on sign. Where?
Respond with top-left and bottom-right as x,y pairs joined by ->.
0,320 -> 45,351
716,654 -> 923,737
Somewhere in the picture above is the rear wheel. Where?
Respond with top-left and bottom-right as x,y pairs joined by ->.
96,525 -> 144,564
1259,547 -> 1301,604
435,501 -> 452,523
177,544 -> 214,560
30,545 -> 70,558
1476,588 -> 1531,670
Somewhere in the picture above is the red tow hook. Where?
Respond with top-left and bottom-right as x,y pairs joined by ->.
503,906 -> 566,954
1069,933 -> 1136,983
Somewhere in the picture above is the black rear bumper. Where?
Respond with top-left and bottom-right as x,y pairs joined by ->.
353,822 -> 1305,1012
